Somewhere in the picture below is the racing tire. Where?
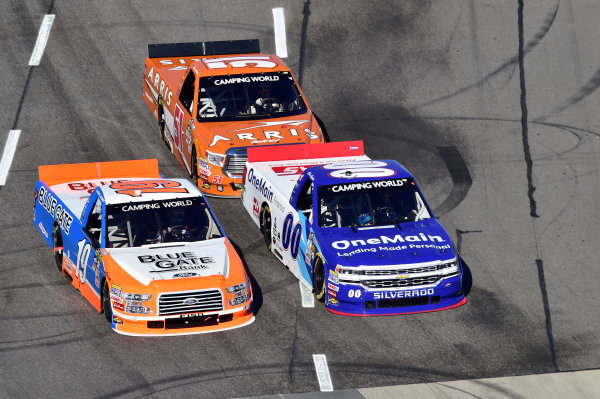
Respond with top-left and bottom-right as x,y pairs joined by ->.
190,147 -> 199,186
158,101 -> 168,148
102,279 -> 112,323
313,112 -> 330,143
313,258 -> 326,303
52,225 -> 63,272
260,205 -> 272,250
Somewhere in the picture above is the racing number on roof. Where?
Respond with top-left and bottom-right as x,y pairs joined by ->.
324,160 -> 396,178
110,180 -> 189,197
282,213 -> 302,260
204,56 -> 277,69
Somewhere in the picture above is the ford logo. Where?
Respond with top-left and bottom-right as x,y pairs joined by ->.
173,272 -> 197,278
183,298 -> 199,305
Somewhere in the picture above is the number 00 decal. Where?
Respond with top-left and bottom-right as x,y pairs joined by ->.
282,213 -> 302,259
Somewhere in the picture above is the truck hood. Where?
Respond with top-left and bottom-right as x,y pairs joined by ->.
200,116 -> 320,147
315,219 -> 456,267
105,238 -> 229,286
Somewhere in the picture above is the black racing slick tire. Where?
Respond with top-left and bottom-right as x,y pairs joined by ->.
102,280 -> 112,323
191,147 -> 199,186
260,205 -> 272,250
313,258 -> 326,303
52,225 -> 63,272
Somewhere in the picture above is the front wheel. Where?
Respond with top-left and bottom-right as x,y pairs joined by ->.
260,205 -> 272,250
102,280 -> 112,323
190,146 -> 199,186
52,225 -> 63,272
313,258 -> 326,303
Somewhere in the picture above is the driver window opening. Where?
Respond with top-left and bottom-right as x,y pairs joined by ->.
296,179 -> 313,218
85,198 -> 102,243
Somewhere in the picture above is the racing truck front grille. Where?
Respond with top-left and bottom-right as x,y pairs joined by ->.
338,260 -> 458,289
362,275 -> 440,288
223,147 -> 247,179
158,289 -> 223,315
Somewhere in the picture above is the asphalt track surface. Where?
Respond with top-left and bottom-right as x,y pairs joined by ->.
1,1 -> 599,398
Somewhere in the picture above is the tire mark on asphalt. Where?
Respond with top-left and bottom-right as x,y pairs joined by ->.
297,0 -> 311,86
435,146 -> 472,216
413,2 -> 559,111
518,0 -> 558,373
541,67 -> 600,120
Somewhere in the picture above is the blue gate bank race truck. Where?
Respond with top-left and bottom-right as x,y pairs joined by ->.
240,141 -> 466,315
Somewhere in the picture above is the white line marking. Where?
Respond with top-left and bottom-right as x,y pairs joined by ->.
300,281 -> 314,307
0,130 -> 22,186
272,7 -> 288,58
29,14 -> 55,66
313,354 -> 333,392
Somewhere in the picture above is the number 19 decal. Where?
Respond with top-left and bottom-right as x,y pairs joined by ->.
76,239 -> 91,285
282,213 -> 302,259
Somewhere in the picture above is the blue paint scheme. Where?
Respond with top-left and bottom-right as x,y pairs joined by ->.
287,160 -> 464,315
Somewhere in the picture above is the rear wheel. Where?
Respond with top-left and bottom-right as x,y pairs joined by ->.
313,258 -> 326,303
260,205 -> 272,250
52,225 -> 63,272
102,280 -> 112,323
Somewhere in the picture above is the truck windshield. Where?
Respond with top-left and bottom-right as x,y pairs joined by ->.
105,198 -> 221,247
197,72 -> 307,121
317,178 -> 431,228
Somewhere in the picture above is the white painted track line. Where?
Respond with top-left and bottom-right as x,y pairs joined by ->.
29,14 -> 55,66
312,354 -> 333,392
272,8 -> 288,58
299,281 -> 314,307
0,130 -> 21,186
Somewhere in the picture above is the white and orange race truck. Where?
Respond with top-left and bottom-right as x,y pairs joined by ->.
143,39 -> 326,197
34,159 -> 254,336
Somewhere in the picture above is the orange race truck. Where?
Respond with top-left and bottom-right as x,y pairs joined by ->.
34,159 -> 254,336
143,39 -> 326,197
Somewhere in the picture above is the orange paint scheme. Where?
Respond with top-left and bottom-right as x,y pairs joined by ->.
143,40 -> 325,197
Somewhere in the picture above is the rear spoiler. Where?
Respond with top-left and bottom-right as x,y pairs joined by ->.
247,141 -> 364,163
38,159 -> 161,186
148,39 -> 260,59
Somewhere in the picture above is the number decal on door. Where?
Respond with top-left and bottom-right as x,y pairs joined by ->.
282,213 -> 302,260
76,239 -> 91,285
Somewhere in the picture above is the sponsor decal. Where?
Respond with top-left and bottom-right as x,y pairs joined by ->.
202,182 -> 212,190
113,302 -> 125,311
120,199 -> 192,212
331,179 -> 404,193
211,175 -> 223,184
271,164 -> 320,176
328,270 -> 339,284
68,180 -> 128,195
328,289 -> 337,298
146,66 -> 174,106
213,75 -> 280,85
332,233 -> 445,250
374,288 -> 434,300
38,222 -> 48,238
327,282 -> 339,292
328,297 -> 339,305
173,272 -> 198,278
38,187 -> 74,235
253,198 -> 259,217
199,158 -> 210,175
246,169 -> 273,202
272,196 -> 285,212
138,252 -> 214,272
112,316 -> 124,324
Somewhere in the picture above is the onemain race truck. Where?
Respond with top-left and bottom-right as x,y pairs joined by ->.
240,141 -> 466,315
